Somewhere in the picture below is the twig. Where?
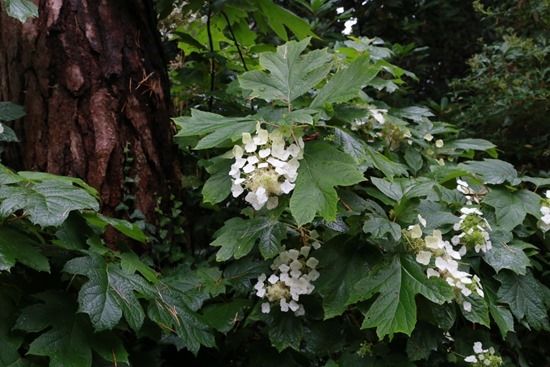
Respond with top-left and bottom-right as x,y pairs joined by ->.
206,2 -> 215,111
221,11 -> 248,71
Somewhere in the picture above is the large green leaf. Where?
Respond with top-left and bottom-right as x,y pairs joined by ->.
0,227 -> 49,273
63,254 -> 151,332
290,142 -> 364,226
315,241 -> 370,319
461,159 -> 519,185
239,38 -> 332,104
311,56 -> 381,108
349,255 -> 453,338
210,216 -> 287,261
496,270 -> 549,330
0,181 -> 99,227
173,109 -> 256,150
3,0 -> 38,22
14,292 -> 128,367
484,188 -> 541,231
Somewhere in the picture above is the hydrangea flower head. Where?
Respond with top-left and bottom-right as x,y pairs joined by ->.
230,123 -> 303,210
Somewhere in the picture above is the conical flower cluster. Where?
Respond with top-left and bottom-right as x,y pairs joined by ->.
464,342 -> 503,366
253,243 -> 320,316
538,190 -> 550,232
452,207 -> 492,254
230,123 -> 303,210
407,216 -> 483,312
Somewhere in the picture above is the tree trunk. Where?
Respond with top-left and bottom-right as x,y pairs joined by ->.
0,0 -> 179,221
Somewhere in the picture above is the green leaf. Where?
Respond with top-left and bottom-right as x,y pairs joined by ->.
350,256 -> 453,338
486,286 -> 514,338
315,240 -> 370,319
202,299 -> 252,333
496,270 -> 549,330
82,212 -> 147,242
14,292 -> 128,367
3,0 -> 38,22
0,102 -> 25,121
0,181 -> 99,227
461,159 -> 519,185
118,251 -> 159,283
406,322 -> 441,361
202,159 -> 232,204
255,0 -> 315,41
0,227 -> 49,272
211,216 -> 287,261
239,38 -> 332,104
445,139 -> 496,152
0,290 -> 25,367
483,234 -> 530,275
311,56 -> 381,108
290,142 -> 364,226
173,109 -> 256,150
364,145 -> 408,178
268,312 -> 304,352
484,188 -> 541,231
362,216 -> 401,241
370,177 -> 403,201
63,254 -> 150,332
148,281 -> 215,354
461,294 -> 490,327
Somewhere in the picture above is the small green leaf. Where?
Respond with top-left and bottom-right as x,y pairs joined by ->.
83,212 -> 147,242
461,294 -> 490,327
363,216 -> 401,241
311,56 -> 381,108
0,102 -> 25,121
202,159 -> 232,205
0,227 -> 49,273
211,217 -> 287,261
290,142 -> 364,226
255,0 -> 315,41
202,299 -> 252,333
486,286 -> 514,339
3,0 -> 38,22
173,109 -> 256,150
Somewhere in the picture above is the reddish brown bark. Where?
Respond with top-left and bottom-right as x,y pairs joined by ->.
0,0 -> 179,221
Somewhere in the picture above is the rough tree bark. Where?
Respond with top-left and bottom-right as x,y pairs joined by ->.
0,0 -> 179,221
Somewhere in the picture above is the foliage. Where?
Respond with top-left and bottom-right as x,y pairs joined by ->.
0,2 -> 548,367
449,0 -> 550,172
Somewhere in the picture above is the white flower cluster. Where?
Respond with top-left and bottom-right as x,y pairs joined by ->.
538,190 -> 550,233
408,216 -> 483,312
230,123 -> 303,211
351,108 -> 388,130
452,207 -> 492,254
464,342 -> 503,366
254,243 -> 321,316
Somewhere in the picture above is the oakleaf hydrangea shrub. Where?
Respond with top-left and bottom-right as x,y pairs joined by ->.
0,37 -> 548,366
173,38 -> 550,365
